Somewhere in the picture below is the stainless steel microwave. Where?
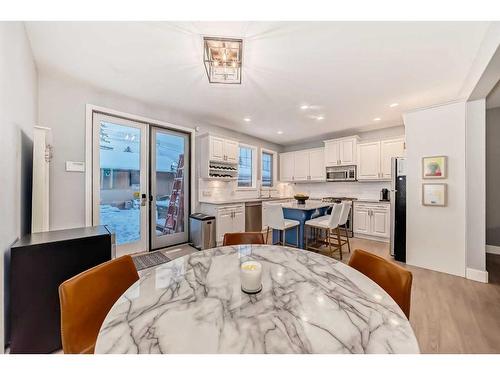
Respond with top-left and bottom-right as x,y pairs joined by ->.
326,165 -> 357,181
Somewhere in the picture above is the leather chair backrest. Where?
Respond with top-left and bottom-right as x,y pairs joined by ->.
348,249 -> 412,318
223,232 -> 265,246
58,255 -> 139,354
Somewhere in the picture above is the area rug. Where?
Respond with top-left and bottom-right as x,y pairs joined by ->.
133,252 -> 171,271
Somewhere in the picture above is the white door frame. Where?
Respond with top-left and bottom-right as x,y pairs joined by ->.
92,113 -> 149,255
85,104 -> 196,250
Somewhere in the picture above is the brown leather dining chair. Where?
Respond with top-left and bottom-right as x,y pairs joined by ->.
58,255 -> 139,354
348,249 -> 413,318
223,232 -> 265,246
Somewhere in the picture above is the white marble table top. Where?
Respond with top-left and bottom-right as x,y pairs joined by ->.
95,245 -> 419,354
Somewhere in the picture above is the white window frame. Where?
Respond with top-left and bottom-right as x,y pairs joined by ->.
236,143 -> 257,190
260,148 -> 278,189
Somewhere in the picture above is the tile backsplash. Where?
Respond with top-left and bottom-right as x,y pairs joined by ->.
198,178 -> 390,202
289,181 -> 391,200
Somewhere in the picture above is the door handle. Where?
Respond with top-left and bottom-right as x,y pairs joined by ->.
141,193 -> 147,206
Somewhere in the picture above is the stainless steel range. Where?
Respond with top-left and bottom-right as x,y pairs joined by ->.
321,197 -> 356,237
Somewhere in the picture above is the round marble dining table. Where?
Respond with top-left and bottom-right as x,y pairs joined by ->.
95,245 -> 420,354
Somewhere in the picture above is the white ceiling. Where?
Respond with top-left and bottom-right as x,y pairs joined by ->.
26,21 -> 491,145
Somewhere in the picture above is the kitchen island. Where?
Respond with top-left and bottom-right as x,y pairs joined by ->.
272,200 -> 332,249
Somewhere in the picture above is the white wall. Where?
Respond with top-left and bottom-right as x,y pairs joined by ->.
0,22 -> 38,351
465,99 -> 486,273
404,102 -> 467,277
37,70 -> 283,230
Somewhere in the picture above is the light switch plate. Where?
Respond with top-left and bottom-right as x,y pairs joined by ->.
66,161 -> 85,172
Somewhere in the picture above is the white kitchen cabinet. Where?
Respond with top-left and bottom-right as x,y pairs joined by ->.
324,136 -> 359,166
308,148 -> 325,181
357,137 -> 405,180
224,139 -> 239,163
207,135 -> 239,163
210,136 -> 225,162
353,202 -> 390,241
279,152 -> 295,181
380,138 -> 405,179
371,207 -> 390,238
357,141 -> 381,180
293,150 -> 310,181
353,206 -> 370,235
279,148 -> 325,182
199,203 -> 245,245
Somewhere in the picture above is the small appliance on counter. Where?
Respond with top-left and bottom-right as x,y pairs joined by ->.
380,188 -> 390,201
390,157 -> 407,262
189,213 -> 216,250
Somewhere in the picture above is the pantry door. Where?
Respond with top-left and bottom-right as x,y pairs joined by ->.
150,127 -> 190,250
92,113 -> 149,256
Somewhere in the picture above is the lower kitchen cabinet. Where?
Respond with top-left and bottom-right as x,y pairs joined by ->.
353,202 -> 390,241
199,203 -> 245,245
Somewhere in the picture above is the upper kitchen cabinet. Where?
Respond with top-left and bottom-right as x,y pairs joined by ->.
279,152 -> 295,182
357,137 -> 405,180
293,150 -> 310,181
199,134 -> 239,180
308,148 -> 326,181
380,138 -> 405,179
324,136 -> 359,166
208,135 -> 239,163
279,148 -> 325,182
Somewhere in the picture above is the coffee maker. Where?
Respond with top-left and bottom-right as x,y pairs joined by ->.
380,188 -> 390,201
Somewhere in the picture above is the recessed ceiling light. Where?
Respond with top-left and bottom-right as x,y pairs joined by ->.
277,131 -> 283,135
300,105 -> 309,110
243,117 -> 251,122
373,117 -> 381,121
316,115 -> 325,120
389,103 -> 399,108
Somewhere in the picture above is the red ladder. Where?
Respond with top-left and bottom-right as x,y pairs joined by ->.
163,154 -> 184,234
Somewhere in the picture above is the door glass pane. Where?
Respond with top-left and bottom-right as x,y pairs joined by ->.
99,121 -> 141,245
262,152 -> 273,187
155,132 -> 186,237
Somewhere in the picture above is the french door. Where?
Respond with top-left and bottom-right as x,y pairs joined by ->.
150,126 -> 190,250
92,113 -> 190,256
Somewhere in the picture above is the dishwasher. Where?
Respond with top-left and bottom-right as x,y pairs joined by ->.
245,201 -> 262,232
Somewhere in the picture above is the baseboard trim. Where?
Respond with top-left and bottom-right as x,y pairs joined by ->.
466,267 -> 489,283
353,233 -> 390,243
486,245 -> 500,255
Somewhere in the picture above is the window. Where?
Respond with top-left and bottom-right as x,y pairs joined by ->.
238,145 -> 255,188
261,149 -> 277,188
261,152 -> 274,187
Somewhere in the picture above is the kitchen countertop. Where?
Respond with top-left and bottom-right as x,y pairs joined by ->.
281,201 -> 332,210
355,198 -> 391,204
199,197 -> 293,205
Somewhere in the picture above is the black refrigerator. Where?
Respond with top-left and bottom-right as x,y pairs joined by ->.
390,157 -> 407,262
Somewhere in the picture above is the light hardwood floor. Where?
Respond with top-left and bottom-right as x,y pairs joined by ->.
320,237 -> 500,354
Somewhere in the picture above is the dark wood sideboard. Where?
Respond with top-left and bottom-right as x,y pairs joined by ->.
9,226 -> 114,353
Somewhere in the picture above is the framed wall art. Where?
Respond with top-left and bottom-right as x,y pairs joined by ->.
422,155 -> 447,179
422,183 -> 447,207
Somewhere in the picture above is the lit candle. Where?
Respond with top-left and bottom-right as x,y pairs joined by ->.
240,261 -> 262,294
